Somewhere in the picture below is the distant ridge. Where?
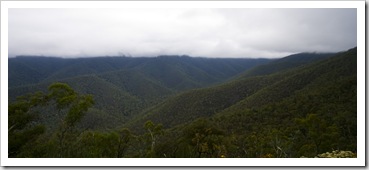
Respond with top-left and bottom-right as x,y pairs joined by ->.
9,55 -> 271,128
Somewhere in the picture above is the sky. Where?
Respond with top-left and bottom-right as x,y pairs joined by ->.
8,8 -> 357,58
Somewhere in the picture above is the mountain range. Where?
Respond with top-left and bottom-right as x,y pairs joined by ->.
8,47 -> 356,158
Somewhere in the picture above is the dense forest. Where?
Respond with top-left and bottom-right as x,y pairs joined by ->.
8,48 -> 357,158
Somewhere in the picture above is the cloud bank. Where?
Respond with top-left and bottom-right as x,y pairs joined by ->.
8,8 -> 357,58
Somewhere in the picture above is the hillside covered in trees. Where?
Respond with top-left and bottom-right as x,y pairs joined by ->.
8,48 -> 356,158
9,56 -> 270,129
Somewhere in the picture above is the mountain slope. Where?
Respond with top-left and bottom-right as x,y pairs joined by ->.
8,47 -> 357,158
8,57 -> 69,87
9,56 -> 270,89
9,55 -> 271,130
126,75 -> 281,130
127,48 -> 356,132
235,52 -> 335,79
97,69 -> 174,104
223,48 -> 356,111
133,47 -> 357,158
9,74 -> 144,129
210,50 -> 357,157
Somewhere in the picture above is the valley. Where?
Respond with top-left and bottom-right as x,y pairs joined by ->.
8,48 -> 357,158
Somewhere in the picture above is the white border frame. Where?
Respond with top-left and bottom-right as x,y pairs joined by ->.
1,1 -> 365,167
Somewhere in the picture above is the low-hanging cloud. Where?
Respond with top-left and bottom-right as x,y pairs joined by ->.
8,8 -> 357,58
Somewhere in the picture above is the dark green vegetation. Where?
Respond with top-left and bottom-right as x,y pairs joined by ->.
8,48 -> 356,158
9,56 -> 269,129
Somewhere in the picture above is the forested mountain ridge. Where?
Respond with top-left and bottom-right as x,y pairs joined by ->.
9,55 -> 270,88
125,47 -> 356,158
9,56 -> 270,128
8,48 -> 356,158
126,50 -> 348,131
234,52 -> 335,79
208,48 -> 357,158
222,48 -> 356,111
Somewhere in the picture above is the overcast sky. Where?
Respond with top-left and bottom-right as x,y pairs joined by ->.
8,8 -> 357,58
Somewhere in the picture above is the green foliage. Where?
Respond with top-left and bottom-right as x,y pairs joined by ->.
181,118 -> 227,158
9,56 -> 269,130
135,47 -> 357,158
8,47 -> 357,158
9,82 -> 95,158
48,82 -> 77,109
74,131 -> 120,157
129,75 -> 278,131
64,94 -> 94,127
8,125 -> 45,157
47,83 -> 95,157
8,92 -> 47,157
117,128 -> 133,158
143,120 -> 164,157
295,114 -> 339,156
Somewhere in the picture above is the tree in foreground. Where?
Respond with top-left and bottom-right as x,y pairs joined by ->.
8,92 -> 47,157
48,82 -> 94,157
143,120 -> 163,157
8,82 -> 94,157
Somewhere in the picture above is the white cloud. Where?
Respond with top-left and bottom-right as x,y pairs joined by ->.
8,8 -> 357,58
